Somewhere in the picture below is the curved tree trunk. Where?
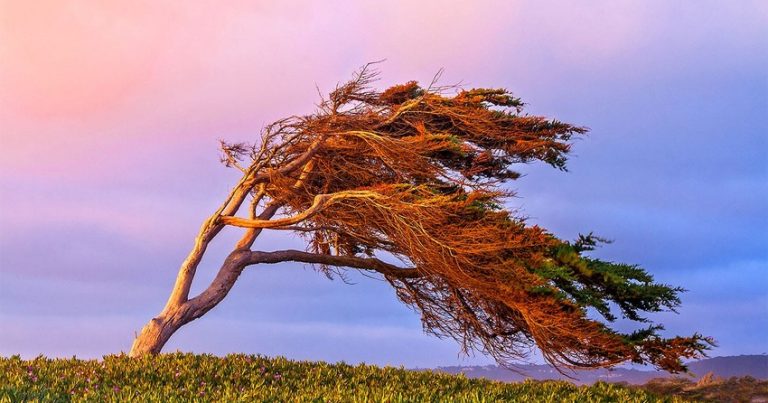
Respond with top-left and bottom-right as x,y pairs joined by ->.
128,136 -> 321,357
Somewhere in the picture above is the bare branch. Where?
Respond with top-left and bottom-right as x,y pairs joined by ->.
218,140 -> 248,172
245,135 -> 327,187
245,249 -> 420,279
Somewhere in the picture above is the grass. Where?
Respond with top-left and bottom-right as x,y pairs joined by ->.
0,353 -> 689,402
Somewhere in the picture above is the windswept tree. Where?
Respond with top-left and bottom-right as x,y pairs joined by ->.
130,66 -> 711,372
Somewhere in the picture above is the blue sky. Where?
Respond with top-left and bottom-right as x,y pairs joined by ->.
1,1 -> 766,367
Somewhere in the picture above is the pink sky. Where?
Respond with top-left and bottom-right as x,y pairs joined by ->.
4,0 -> 763,179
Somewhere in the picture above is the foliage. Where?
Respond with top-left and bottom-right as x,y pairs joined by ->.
0,353 -> 691,402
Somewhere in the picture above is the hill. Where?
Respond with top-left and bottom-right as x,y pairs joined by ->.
436,354 -> 768,385
687,355 -> 768,379
0,353 -> 688,402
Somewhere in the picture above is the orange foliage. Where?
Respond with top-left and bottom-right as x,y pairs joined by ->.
209,65 -> 711,371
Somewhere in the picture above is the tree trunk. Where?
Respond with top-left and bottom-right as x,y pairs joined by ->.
129,306 -> 188,357
129,252 -> 249,357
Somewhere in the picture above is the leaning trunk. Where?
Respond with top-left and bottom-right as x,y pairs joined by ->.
129,306 -> 188,356
129,252 -> 249,357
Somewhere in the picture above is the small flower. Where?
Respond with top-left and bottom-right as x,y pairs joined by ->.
174,371 -> 180,377
273,373 -> 282,381
113,386 -> 120,392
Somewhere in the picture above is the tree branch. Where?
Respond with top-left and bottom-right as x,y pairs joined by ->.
246,249 -> 421,279
182,248 -> 419,325
245,136 -> 326,187
219,191 -> 383,229
234,194 -> 280,250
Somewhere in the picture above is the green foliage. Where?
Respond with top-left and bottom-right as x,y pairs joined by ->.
0,353 -> 689,402
534,233 -> 685,323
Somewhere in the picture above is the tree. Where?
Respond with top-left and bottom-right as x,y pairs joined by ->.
129,66 -> 711,372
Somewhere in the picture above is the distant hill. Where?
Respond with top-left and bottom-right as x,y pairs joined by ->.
687,355 -> 768,379
436,355 -> 768,385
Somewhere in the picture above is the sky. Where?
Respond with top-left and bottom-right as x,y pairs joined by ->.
0,1 -> 766,368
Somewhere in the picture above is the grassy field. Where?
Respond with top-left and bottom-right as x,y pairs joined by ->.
0,353 -> 688,402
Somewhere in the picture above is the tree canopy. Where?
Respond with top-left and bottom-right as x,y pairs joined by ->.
130,65 -> 712,372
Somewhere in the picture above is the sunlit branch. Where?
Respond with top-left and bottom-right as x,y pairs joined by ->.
220,191 -> 383,229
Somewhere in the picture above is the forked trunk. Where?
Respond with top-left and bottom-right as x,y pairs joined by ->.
129,252 -> 249,357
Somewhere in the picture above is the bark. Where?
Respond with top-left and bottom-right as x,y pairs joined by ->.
129,251 -> 250,357
128,307 -> 188,356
